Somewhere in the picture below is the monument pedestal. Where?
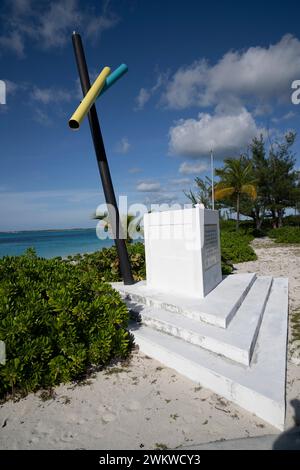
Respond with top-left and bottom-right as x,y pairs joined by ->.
111,207 -> 288,430
144,205 -> 222,298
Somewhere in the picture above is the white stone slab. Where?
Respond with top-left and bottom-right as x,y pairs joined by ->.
112,272 -> 256,328
129,278 -> 288,429
144,207 -> 222,298
134,277 -> 272,366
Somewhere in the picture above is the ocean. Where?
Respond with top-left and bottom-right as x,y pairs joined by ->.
0,229 -> 114,259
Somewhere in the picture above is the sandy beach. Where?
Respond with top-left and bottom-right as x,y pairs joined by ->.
0,238 -> 299,450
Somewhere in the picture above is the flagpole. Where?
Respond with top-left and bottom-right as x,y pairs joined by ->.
210,149 -> 215,210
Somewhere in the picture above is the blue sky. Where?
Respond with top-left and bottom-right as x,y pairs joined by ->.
0,0 -> 300,230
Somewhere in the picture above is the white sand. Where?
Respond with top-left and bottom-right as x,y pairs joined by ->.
0,238 -> 299,450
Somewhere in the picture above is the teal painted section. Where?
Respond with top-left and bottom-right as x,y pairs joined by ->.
98,64 -> 128,98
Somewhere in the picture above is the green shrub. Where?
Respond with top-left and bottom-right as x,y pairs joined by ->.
268,226 -> 300,244
68,242 -> 146,282
220,219 -> 255,238
218,219 -> 257,271
0,249 -> 131,399
283,215 -> 300,227
220,230 -> 257,266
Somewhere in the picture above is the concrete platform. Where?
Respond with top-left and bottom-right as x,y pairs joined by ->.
112,272 -> 256,328
126,277 -> 272,366
126,278 -> 288,429
112,276 -> 288,429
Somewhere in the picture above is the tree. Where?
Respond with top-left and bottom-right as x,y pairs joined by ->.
292,170 -> 300,215
266,131 -> 297,227
238,135 -> 270,229
236,132 -> 298,229
214,157 -> 257,230
184,176 -> 212,208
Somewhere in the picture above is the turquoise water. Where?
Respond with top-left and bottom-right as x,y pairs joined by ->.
0,229 -> 114,259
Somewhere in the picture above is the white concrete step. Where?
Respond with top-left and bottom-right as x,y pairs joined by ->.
137,276 -> 272,366
112,272 -> 256,328
130,278 -> 288,430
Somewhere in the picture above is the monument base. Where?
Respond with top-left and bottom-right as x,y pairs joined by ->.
112,274 -> 288,430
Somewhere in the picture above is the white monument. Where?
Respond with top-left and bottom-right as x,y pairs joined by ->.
112,204 -> 288,429
143,205 -> 222,298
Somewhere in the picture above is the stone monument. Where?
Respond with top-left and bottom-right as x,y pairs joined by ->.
143,204 -> 222,298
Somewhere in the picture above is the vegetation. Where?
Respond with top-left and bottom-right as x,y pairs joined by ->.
219,220 -> 257,273
214,157 -> 257,230
291,308 -> 300,344
185,132 -> 299,233
240,132 -> 298,229
0,249 -> 132,399
184,176 -> 213,208
268,226 -> 300,244
67,242 -> 146,282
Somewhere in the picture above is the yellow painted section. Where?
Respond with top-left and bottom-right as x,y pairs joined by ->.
69,66 -> 111,129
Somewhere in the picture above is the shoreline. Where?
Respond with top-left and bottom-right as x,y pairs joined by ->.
0,228 -> 96,234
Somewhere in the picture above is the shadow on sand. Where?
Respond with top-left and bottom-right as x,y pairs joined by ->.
272,399 -> 300,449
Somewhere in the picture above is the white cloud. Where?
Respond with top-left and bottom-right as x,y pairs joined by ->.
4,80 -> 19,95
169,108 -> 260,158
135,88 -> 151,110
0,0 -> 119,57
137,182 -> 161,192
179,161 -> 208,175
162,34 -> 300,109
30,86 -> 72,104
134,73 -> 166,110
143,193 -> 178,205
271,111 -> 296,123
0,188 -> 102,231
33,108 -> 52,126
0,32 -> 25,57
11,0 -> 32,15
128,167 -> 142,174
115,137 -> 131,154
170,178 -> 191,185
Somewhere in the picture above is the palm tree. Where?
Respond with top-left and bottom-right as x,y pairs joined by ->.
184,176 -> 213,208
215,157 -> 257,230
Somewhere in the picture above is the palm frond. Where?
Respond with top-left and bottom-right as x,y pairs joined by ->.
214,186 -> 235,200
241,184 -> 257,200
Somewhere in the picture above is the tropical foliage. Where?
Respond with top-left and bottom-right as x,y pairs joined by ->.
238,132 -> 298,229
184,176 -> 213,208
268,226 -> 300,244
214,157 -> 257,230
0,249 -> 132,399
185,132 -> 299,232
66,242 -> 146,282
220,220 -> 257,270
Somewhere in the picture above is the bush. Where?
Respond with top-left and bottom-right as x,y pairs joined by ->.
0,249 -> 131,399
283,215 -> 300,227
68,242 -> 146,282
220,230 -> 257,266
268,226 -> 300,244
